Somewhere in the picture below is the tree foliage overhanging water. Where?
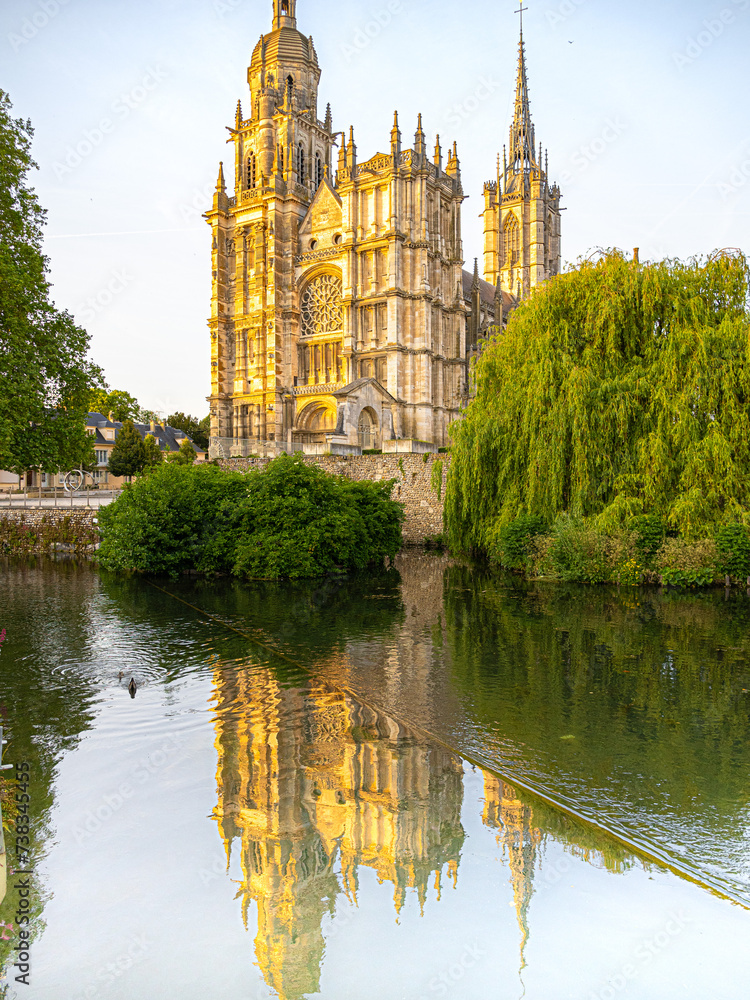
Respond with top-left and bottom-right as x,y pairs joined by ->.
446,252 -> 750,555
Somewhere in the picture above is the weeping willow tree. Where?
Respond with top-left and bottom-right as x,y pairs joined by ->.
445,251 -> 750,553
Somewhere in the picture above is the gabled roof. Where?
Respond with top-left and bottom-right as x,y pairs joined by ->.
332,378 -> 397,405
298,175 -> 343,237
85,413 -> 205,455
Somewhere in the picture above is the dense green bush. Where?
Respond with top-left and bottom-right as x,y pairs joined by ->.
714,523 -> 750,581
492,514 -> 548,570
98,455 -> 404,580
655,538 -> 718,588
98,463 -> 247,576
629,515 -> 668,565
545,516 -> 631,584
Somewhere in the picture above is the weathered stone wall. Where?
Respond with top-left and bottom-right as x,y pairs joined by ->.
0,509 -> 100,556
0,509 -> 99,529
219,454 -> 449,544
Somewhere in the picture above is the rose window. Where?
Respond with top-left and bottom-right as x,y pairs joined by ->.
300,275 -> 343,338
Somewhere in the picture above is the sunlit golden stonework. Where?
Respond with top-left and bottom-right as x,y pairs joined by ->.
206,0 -> 562,457
212,667 -> 465,1000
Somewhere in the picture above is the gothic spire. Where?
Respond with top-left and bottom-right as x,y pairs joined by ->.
391,110 -> 402,157
508,17 -> 538,178
414,113 -> 426,158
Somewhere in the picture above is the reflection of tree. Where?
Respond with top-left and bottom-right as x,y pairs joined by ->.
212,664 -> 464,1000
172,563 -> 405,665
0,563 -> 102,978
445,565 -> 750,887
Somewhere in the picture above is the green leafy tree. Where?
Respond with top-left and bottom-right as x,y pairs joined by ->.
143,433 -> 164,469
0,91 -> 104,475
89,388 -> 141,423
166,412 -> 209,451
107,420 -> 147,479
445,251 -> 750,555
166,438 -> 197,466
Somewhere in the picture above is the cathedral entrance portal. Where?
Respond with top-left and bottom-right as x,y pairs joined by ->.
358,408 -> 378,451
297,402 -> 337,446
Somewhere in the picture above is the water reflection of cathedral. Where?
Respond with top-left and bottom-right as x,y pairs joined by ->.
212,667 -> 465,1000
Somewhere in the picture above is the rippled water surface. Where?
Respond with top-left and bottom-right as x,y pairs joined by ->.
1,557 -> 749,999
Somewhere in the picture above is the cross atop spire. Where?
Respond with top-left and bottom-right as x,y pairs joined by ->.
507,12 -> 538,182
515,3 -> 528,34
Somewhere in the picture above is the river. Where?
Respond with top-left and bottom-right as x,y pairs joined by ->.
0,554 -> 749,999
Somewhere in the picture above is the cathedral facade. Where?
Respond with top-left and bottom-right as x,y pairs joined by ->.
207,0 -> 561,457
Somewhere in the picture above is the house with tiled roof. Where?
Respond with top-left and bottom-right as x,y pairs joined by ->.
5,414 -> 207,492
86,412 -> 207,488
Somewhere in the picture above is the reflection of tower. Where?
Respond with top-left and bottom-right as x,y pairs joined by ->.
212,666 -> 465,1000
482,775 -> 542,969
213,669 -> 338,1000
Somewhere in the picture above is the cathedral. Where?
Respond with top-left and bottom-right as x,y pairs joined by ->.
206,0 -> 562,458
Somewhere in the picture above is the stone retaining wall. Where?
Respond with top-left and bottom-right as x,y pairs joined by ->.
219,454 -> 449,545
0,509 -> 99,529
0,509 -> 100,556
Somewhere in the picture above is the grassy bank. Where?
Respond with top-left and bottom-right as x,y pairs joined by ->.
488,514 -> 750,588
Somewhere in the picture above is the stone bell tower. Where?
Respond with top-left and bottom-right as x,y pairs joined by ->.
482,16 -> 562,299
206,0 -> 336,451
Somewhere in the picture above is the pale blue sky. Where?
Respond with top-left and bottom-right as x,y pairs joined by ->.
1,0 -> 748,417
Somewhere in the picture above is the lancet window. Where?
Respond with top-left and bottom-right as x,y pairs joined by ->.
504,215 -> 520,266
247,151 -> 257,189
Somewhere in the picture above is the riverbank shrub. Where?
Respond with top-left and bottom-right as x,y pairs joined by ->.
714,523 -> 750,582
490,514 -> 548,570
655,538 -> 718,589
98,455 -> 403,580
446,251 -> 750,556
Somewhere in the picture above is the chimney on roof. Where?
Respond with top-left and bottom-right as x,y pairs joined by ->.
633,248 -> 640,264
108,411 -> 114,422
150,421 -> 156,433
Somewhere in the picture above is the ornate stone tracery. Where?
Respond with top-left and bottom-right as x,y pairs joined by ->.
300,274 -> 343,338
